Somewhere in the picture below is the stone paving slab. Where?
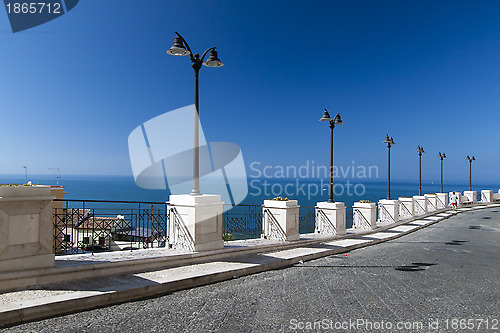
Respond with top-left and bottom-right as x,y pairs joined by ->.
1,203 -> 499,328
367,231 -> 401,239
389,225 -> 420,232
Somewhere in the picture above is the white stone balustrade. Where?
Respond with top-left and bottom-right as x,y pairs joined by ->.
463,191 -> 477,204
0,186 -> 55,272
377,199 -> 399,225
168,194 -> 224,252
436,193 -> 449,209
413,196 -> 428,215
315,202 -> 346,235
481,190 -> 493,203
353,202 -> 377,230
262,200 -> 300,241
398,197 -> 414,220
424,193 -> 438,212
493,189 -> 500,201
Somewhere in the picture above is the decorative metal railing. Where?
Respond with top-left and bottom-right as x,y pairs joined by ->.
316,209 -> 337,234
346,207 -> 354,229
353,208 -> 372,229
53,199 -> 168,255
223,204 -> 262,239
169,207 -> 195,252
263,209 -> 286,241
299,206 -> 316,234
378,204 -> 395,224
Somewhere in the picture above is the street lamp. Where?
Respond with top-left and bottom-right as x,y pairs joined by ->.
438,152 -> 446,193
382,135 -> 395,200
467,155 -> 475,191
416,146 -> 425,195
167,32 -> 224,196
319,109 -> 344,203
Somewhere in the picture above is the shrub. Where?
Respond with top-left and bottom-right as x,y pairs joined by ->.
222,233 -> 236,241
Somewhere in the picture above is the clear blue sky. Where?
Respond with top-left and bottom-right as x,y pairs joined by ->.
1,0 -> 499,182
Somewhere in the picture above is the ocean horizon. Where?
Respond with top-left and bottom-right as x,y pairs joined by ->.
1,174 -> 498,209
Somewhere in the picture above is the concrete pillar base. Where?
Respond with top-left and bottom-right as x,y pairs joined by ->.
0,186 -> 55,273
353,202 -> 377,230
315,202 -> 346,235
464,191 -> 477,204
436,193 -> 449,209
378,199 -> 399,225
262,200 -> 300,241
168,194 -> 224,252
398,197 -> 414,219
413,196 -> 427,215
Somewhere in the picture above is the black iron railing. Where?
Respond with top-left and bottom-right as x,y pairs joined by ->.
53,199 -> 168,255
299,206 -> 316,234
223,204 -> 262,240
53,199 -> 357,253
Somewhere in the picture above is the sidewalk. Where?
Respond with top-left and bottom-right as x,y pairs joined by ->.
0,203 -> 497,328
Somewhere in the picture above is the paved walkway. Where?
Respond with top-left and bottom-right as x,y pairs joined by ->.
1,204 -> 499,331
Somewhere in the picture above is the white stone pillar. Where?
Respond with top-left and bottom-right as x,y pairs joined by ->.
315,202 -> 346,235
168,194 -> 224,252
463,191 -> 477,204
481,190 -> 493,203
353,202 -> 377,230
413,196 -> 428,215
424,194 -> 438,212
436,193 -> 449,209
398,197 -> 414,220
378,199 -> 399,225
494,190 -> 500,201
262,200 -> 300,241
0,186 -> 55,272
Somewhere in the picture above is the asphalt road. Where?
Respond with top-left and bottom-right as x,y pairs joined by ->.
3,208 -> 499,332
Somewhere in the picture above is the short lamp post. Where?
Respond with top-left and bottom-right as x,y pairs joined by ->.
438,152 -> 446,193
166,32 -> 224,195
319,109 -> 344,203
467,155 -> 475,191
416,146 -> 425,196
383,135 -> 395,200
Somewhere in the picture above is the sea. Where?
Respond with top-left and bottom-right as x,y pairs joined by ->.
3,174 -> 498,239
1,174 -> 498,208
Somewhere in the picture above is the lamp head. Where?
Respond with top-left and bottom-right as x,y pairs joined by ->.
383,134 -> 395,145
319,109 -> 331,122
332,113 -> 344,125
203,49 -> 224,67
166,36 -> 190,56
416,145 -> 425,154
